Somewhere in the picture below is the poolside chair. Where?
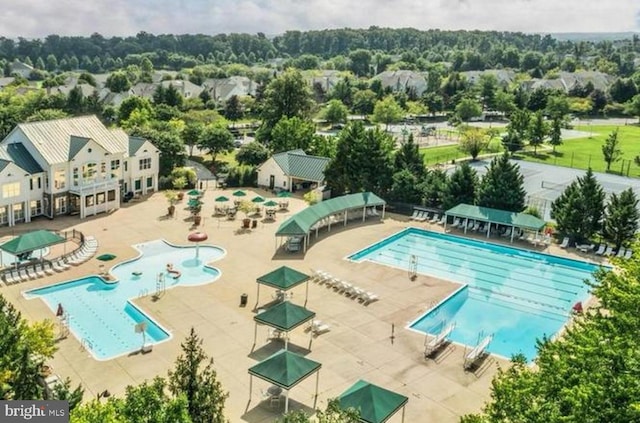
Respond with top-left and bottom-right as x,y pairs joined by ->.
559,237 -> 570,248
464,334 -> 493,370
501,228 -> 512,238
424,322 -> 455,358
450,218 -> 461,228
371,208 -> 379,216
43,262 -> 55,276
616,247 -> 627,258
604,245 -> 614,256
33,264 -> 46,278
3,271 -> 18,285
625,249 -> 633,259
429,214 -> 439,223
438,215 -> 446,225
359,291 -> 379,305
471,221 -> 480,231
595,244 -> 606,255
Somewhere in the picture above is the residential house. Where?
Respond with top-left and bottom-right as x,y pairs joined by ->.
256,150 -> 330,192
461,69 -> 516,87
305,70 -> 345,94
0,115 -> 159,226
201,76 -> 256,102
371,70 -> 428,97
9,60 -> 34,79
521,71 -> 615,93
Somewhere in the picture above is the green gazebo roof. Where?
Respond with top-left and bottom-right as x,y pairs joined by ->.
254,301 -> 315,332
257,266 -> 310,290
0,230 -> 65,255
248,349 -> 321,389
339,380 -> 409,423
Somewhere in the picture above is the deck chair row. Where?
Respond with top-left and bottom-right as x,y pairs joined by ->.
311,270 -> 379,305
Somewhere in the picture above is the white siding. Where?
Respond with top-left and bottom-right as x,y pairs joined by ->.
256,158 -> 288,190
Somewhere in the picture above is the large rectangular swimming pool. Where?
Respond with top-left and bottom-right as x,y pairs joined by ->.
349,228 -> 603,360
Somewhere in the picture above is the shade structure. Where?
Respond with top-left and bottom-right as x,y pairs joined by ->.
188,198 -> 202,207
187,189 -> 202,196
264,200 -> 278,207
254,301 -> 315,332
215,196 -> 230,202
96,253 -> 116,261
252,196 -> 265,203
277,191 -> 292,198
233,190 -> 247,197
256,266 -> 312,308
248,349 -> 322,413
338,380 -> 409,423
0,230 -> 65,255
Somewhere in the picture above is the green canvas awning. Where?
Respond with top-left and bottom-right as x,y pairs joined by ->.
249,349 -> 321,390
445,203 -> 546,231
257,266 -> 309,290
0,230 -> 65,255
339,380 -> 409,423
254,301 -> 315,332
187,189 -> 202,196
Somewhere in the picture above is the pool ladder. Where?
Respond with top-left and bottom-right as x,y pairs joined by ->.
80,338 -> 93,352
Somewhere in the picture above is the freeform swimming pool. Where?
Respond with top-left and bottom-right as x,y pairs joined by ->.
25,239 -> 225,360
349,228 -> 603,360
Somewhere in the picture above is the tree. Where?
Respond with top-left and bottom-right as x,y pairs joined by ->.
501,109 -> 530,152
353,89 -> 377,116
455,97 -> 483,121
477,152 -> 526,212
105,71 -> 131,93
65,86 -> 85,114
323,99 -> 348,125
224,95 -> 243,121
279,399 -> 360,423
603,188 -> 639,250
182,122 -> 203,157
442,162 -> 478,210
550,168 -> 605,242
602,129 -> 622,172
257,69 -> 313,142
421,168 -> 447,208
270,116 -> 315,153
394,133 -> 424,177
547,116 -> 563,154
493,90 -> 516,115
545,94 -> 570,119
458,126 -> 489,160
349,49 -> 372,77
197,124 -> 234,164
130,123 -> 185,175
236,141 -> 270,166
389,169 -> 422,203
168,328 -> 227,423
527,111 -> 547,154
625,94 -> 640,123
372,96 -> 403,130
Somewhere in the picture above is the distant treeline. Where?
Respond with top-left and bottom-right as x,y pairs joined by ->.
0,28 -> 638,75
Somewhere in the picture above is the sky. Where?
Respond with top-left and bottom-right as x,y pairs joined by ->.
2,0 -> 639,39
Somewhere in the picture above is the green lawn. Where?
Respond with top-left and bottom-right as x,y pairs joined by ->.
420,138 -> 503,166
517,124 -> 640,176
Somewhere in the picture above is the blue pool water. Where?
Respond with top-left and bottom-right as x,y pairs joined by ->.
25,240 -> 225,360
349,228 -> 602,360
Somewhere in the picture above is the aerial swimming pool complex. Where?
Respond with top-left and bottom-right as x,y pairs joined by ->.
25,240 -> 225,360
349,228 -> 601,360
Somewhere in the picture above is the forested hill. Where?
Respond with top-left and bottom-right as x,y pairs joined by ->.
0,27 -> 637,70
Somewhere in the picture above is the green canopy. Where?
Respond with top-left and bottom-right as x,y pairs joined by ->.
339,380 -> 409,423
233,190 -> 247,197
254,301 -> 315,332
0,230 -> 65,255
215,196 -> 230,202
96,253 -> 116,261
187,189 -> 202,196
249,350 -> 321,390
264,200 -> 278,207
445,203 -> 546,231
277,191 -> 292,198
257,266 -> 309,290
252,196 -> 265,203
188,198 -> 202,207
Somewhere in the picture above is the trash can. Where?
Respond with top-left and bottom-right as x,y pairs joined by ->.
240,293 -> 248,307
252,219 -> 258,229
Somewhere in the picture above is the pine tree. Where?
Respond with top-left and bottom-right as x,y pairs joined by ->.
442,162 -> 478,210
603,188 -> 639,249
394,133 -> 425,177
168,328 -> 227,423
477,152 -> 526,212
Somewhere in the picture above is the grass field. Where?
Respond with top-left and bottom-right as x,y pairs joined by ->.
420,138 -> 503,166
517,124 -> 640,175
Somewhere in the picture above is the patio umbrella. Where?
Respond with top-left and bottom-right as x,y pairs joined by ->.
277,191 -> 292,198
188,198 -> 201,207
233,190 -> 247,197
215,195 -> 229,202
96,253 -> 116,261
252,196 -> 265,203
187,189 -> 202,196
264,200 -> 278,207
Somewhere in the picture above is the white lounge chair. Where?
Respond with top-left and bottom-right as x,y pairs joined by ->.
438,215 -> 446,225
471,221 -> 480,231
616,247 -> 626,258
501,228 -> 512,238
464,335 -> 492,370
33,265 -> 46,278
416,211 -> 427,222
430,214 -> 439,223
559,237 -> 570,248
450,218 -> 461,228
311,320 -> 331,335
625,249 -> 633,259
604,245 -> 614,256
594,244 -> 606,255
359,291 -> 379,304
409,210 -> 420,221
424,322 -> 455,357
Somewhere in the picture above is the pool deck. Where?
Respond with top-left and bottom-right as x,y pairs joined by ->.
0,190 -> 608,422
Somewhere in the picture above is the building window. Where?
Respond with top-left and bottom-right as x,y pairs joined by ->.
30,179 -> 33,190
107,190 -> 116,201
30,200 -> 41,216
54,169 -> 66,190
110,160 -> 120,179
100,162 -> 107,179
139,158 -> 151,170
124,161 -> 128,172
82,162 -> 97,184
2,182 -> 20,199
85,195 -> 94,207
55,196 -> 67,214
134,179 -> 141,191
38,177 -> 41,189
73,168 -> 79,186
13,203 -> 24,222
96,193 -> 105,205
0,206 -> 7,225
146,177 -> 153,188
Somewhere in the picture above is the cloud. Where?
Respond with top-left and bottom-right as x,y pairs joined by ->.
1,0 -> 638,39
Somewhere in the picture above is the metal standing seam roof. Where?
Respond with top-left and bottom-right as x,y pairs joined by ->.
128,136 -> 148,156
253,301 -> 316,332
0,230 -> 65,255
13,115 -> 131,165
1,143 -> 43,174
271,149 -> 330,182
68,136 -> 91,160
446,203 -> 546,230
338,379 -> 409,423
0,159 -> 10,172
257,266 -> 310,290
276,192 -> 386,237
248,349 -> 321,390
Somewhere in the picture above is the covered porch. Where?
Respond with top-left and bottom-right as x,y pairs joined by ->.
69,180 -> 120,219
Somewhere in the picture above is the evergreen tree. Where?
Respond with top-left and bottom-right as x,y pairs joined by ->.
65,86 -> 85,114
421,168 -> 447,208
602,129 -> 622,172
501,108 -> 530,153
442,162 -> 478,210
394,133 -> 425,177
389,169 -> 422,203
477,152 -> 526,212
550,168 -> 605,242
603,188 -> 639,250
168,328 -> 228,423
223,95 -> 243,121
548,116 -> 563,153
